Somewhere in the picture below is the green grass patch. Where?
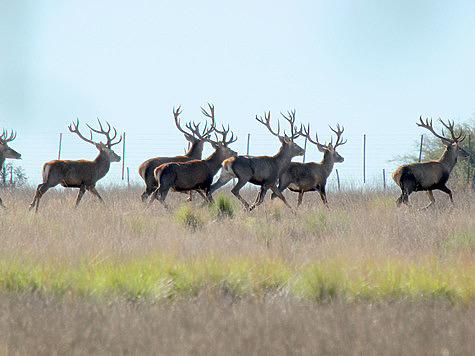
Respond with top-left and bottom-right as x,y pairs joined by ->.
172,205 -> 203,230
0,254 -> 472,304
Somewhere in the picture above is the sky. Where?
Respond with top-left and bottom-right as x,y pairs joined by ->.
1,1 -> 474,189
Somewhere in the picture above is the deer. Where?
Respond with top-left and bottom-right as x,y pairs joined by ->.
0,129 -> 22,209
29,119 -> 122,212
209,110 -> 305,211
150,105 -> 237,207
392,117 -> 469,208
271,123 -> 346,207
138,105 -> 214,202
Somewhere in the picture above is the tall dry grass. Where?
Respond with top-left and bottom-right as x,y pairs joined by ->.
0,184 -> 473,354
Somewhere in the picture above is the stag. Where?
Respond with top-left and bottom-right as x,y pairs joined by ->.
209,110 -> 304,210
392,117 -> 469,208
271,123 -> 346,207
138,105 -> 215,202
29,119 -> 122,212
0,130 -> 22,208
150,106 -> 237,207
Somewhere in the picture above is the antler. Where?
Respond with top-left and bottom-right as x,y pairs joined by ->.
417,116 -> 455,143
68,119 -> 96,145
329,124 -> 347,148
173,105 -> 188,136
87,118 -> 123,148
0,129 -> 17,143
439,119 -> 465,143
213,124 -> 237,146
255,112 -> 280,138
299,123 -> 327,151
280,110 -> 300,141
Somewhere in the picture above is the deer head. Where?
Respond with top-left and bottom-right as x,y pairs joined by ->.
256,110 -> 305,157
68,119 -> 122,162
300,123 -> 347,163
417,117 -> 469,160
0,129 -> 21,160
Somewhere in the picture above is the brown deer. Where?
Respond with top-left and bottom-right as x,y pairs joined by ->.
271,123 -> 346,207
150,106 -> 237,207
0,130 -> 22,208
392,117 -> 469,208
29,119 -> 122,212
209,110 -> 304,210
138,105 -> 214,202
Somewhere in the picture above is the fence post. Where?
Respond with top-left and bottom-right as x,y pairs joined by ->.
418,134 -> 424,162
127,167 -> 130,187
246,133 -> 250,155
382,169 -> 386,190
122,132 -> 126,180
58,133 -> 62,159
467,134 -> 471,185
302,137 -> 307,163
363,134 -> 366,184
336,169 -> 341,192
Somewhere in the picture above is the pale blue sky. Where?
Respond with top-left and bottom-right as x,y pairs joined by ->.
1,1 -> 474,187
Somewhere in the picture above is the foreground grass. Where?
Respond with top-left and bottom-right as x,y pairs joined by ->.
0,186 -> 473,304
0,253 -> 473,304
0,186 -> 474,354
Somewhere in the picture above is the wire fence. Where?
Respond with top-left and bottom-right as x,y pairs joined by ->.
5,130 -> 473,191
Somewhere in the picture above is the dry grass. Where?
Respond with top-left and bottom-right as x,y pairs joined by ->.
0,184 -> 473,354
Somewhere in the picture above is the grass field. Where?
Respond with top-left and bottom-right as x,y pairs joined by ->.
0,184 -> 473,354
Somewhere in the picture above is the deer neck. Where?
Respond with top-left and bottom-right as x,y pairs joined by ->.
437,147 -> 458,172
319,152 -> 335,175
204,149 -> 228,174
186,141 -> 204,159
93,151 -> 113,178
273,144 -> 295,174
0,153 -> 5,170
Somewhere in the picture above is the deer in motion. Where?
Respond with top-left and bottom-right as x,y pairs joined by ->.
209,110 -> 304,211
271,123 -> 346,207
138,105 -> 214,202
150,105 -> 237,207
392,117 -> 469,208
0,130 -> 22,209
29,119 -> 122,212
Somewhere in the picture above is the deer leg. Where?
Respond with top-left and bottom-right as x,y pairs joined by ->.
0,197 -> 5,209
439,185 -> 453,204
421,190 -> 436,209
250,186 -> 269,211
29,183 -> 50,213
297,191 -> 304,207
318,186 -> 329,207
73,184 -> 87,207
231,179 -> 250,210
87,186 -> 104,203
209,170 -> 234,195
268,185 -> 292,210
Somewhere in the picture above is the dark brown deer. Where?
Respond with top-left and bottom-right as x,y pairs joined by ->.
138,105 -> 214,202
0,130 -> 22,208
150,106 -> 237,207
209,110 -> 304,210
271,123 -> 346,207
392,117 -> 469,208
29,119 -> 122,212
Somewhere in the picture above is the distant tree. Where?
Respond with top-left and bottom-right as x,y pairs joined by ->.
0,162 -> 27,187
393,119 -> 474,186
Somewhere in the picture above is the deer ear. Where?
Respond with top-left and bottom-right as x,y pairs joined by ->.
184,133 -> 195,142
440,138 -> 452,147
317,144 -> 326,153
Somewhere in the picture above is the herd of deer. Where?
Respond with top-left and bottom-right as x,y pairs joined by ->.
0,106 -> 470,212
